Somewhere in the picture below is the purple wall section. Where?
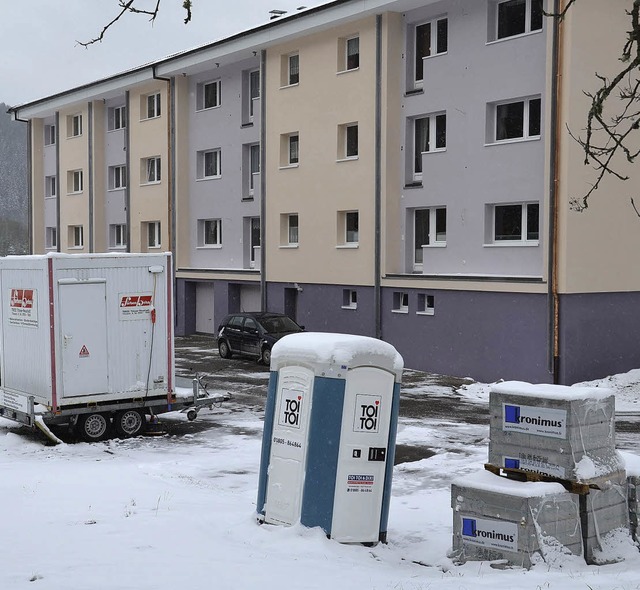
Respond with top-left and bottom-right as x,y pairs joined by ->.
558,292 -> 640,385
176,279 -> 640,386
380,288 -> 551,383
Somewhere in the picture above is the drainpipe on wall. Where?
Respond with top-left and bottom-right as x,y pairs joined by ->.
55,111 -> 60,253
10,110 -> 33,254
125,91 -> 131,253
88,101 -> 94,253
152,66 -> 174,264
260,49 -> 268,312
374,14 -> 383,340
548,0 -> 563,384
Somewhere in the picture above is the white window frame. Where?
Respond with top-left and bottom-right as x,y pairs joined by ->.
338,210 -> 359,247
197,79 -> 221,111
108,105 -> 126,131
345,36 -> 360,71
286,133 -> 299,166
108,165 -> 127,190
44,124 -> 56,146
67,170 -> 83,194
414,17 -> 448,87
249,217 -> 261,267
413,207 -> 447,270
70,225 -> 84,249
417,293 -> 435,316
144,93 -> 161,120
142,157 -> 161,184
286,53 -> 299,86
490,96 -> 541,144
342,289 -> 358,310
491,0 -> 543,42
488,202 -> 540,244
338,123 -> 359,161
45,175 -> 57,199
67,114 -> 82,138
199,218 -> 223,248
197,149 -> 222,180
249,70 -> 260,118
413,113 -> 446,179
45,226 -> 57,250
109,224 -> 127,249
147,221 -> 161,249
392,291 -> 409,314
282,213 -> 299,246
249,144 -> 260,195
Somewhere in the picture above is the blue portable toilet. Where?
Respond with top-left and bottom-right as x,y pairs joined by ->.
256,332 -> 403,543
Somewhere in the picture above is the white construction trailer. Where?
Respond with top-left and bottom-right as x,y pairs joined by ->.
0,253 -> 221,442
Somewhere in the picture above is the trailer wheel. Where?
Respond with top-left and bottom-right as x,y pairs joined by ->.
114,409 -> 146,438
77,412 -> 110,442
186,409 -> 198,422
218,339 -> 232,359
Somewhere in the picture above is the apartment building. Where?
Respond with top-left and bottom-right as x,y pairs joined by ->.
10,0 -> 640,385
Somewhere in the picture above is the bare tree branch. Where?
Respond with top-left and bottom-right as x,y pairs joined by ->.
77,0 -> 192,47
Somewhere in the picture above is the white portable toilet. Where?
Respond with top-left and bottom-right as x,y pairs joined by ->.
256,332 -> 403,544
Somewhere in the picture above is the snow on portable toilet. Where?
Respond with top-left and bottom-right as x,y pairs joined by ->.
256,332 -> 403,544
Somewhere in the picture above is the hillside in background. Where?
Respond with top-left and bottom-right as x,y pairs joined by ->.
0,102 -> 28,255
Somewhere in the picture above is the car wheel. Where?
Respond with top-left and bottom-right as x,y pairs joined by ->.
261,347 -> 271,366
114,409 -> 146,438
218,339 -> 232,359
77,412 -> 110,442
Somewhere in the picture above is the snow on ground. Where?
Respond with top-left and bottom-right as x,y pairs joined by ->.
1,368 -> 640,589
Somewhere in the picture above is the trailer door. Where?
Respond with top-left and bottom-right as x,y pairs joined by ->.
59,280 -> 109,398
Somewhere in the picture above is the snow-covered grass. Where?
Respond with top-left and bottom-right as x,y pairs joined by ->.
2,368 -> 640,589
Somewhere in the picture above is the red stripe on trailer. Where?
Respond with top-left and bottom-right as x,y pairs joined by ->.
166,253 -> 173,396
48,257 -> 57,410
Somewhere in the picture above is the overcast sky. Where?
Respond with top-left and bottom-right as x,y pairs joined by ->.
0,0 -> 326,107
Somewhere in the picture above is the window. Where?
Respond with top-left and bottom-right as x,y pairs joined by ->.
492,97 -> 541,142
44,124 -> 56,146
197,80 -> 221,110
142,157 -> 161,184
249,217 -> 261,267
338,123 -> 359,160
108,165 -> 127,190
415,18 -> 448,85
492,0 -> 543,41
197,149 -> 222,180
338,211 -> 359,246
108,105 -> 126,131
281,133 -> 299,167
69,225 -> 84,248
45,227 -> 57,250
199,219 -> 222,247
249,70 -> 260,117
281,214 -> 299,246
393,292 -> 409,313
343,36 -> 360,71
109,224 -> 127,248
45,175 -> 56,198
342,289 -> 358,310
413,114 -> 446,177
144,93 -> 161,119
489,202 -> 539,242
67,114 -> 82,138
68,170 -> 83,194
249,144 -> 260,195
414,207 -> 447,266
147,221 -> 161,248
288,53 -> 299,85
417,293 -> 435,315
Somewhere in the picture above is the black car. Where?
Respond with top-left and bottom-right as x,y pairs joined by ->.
216,312 -> 304,365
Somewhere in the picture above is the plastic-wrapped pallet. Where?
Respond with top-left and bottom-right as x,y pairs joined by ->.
451,470 -> 582,568
488,381 -> 622,481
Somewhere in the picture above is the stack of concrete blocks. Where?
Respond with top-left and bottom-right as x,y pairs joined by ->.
451,471 -> 582,568
620,451 -> 640,543
451,381 -> 630,566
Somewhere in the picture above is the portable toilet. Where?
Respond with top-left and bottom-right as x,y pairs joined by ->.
256,332 -> 403,544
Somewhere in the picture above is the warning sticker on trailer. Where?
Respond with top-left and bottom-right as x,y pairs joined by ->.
8,288 -> 38,328
119,293 -> 153,320
346,474 -> 374,493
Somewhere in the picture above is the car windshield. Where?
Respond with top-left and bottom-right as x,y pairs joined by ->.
260,316 -> 301,334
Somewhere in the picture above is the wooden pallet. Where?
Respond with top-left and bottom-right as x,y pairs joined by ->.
484,463 -> 600,495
